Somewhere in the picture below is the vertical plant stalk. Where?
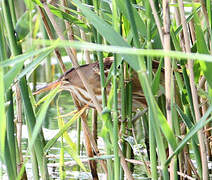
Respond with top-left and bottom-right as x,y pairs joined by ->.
149,0 -> 164,46
92,109 -> 98,143
9,1 -> 27,178
15,86 -> 26,177
185,153 -> 200,179
199,77 -> 212,160
91,112 -> 98,176
162,1 -> 176,179
175,6 -> 202,179
149,114 -> 158,179
38,6 -> 66,73
77,6 -> 91,63
173,0 -> 181,28
91,3 -> 107,172
43,2 -> 102,113
112,0 -> 120,179
62,0 -> 78,58
174,66 -> 186,166
6,91 -> 17,179
0,16 -> 17,179
180,122 -> 192,177
120,62 -> 127,180
189,20 -> 211,165
8,0 -> 17,26
126,80 -> 133,170
146,1 -> 157,178
59,136 -> 66,180
178,0 -> 208,179
172,0 -> 186,51
189,21 -> 196,45
92,1 -> 113,178
200,0 -> 210,30
80,28 -> 91,63
10,2 -> 27,165
76,117 -> 81,172
81,112 -> 99,180
0,20 -> 7,174
80,114 -> 108,175
207,0 -> 212,53
92,0 -> 107,113
131,125 -> 151,176
118,149 -> 133,180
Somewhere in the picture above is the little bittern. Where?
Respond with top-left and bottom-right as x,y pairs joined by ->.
34,58 -> 161,111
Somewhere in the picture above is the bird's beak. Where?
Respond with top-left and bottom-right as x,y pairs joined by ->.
33,80 -> 62,95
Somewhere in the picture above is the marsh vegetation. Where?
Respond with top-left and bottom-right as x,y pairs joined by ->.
0,0 -> 212,179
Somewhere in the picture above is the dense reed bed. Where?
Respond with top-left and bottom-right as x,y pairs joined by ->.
0,0 -> 211,179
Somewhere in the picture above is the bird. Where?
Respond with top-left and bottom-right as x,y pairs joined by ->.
34,58 -> 162,111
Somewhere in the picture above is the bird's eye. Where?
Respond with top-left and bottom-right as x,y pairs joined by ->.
63,78 -> 69,82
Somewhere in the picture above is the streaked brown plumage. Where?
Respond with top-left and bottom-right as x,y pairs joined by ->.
34,58 -> 161,111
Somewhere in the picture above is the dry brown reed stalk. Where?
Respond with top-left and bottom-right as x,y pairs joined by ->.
172,0 -> 186,51
38,6 -> 66,73
199,80 -> 212,161
92,109 -> 98,144
62,0 -> 78,58
178,0 -> 208,179
77,7 -> 91,64
185,153 -> 200,179
180,122 -> 192,178
79,112 -> 108,175
81,111 -> 99,180
149,0 -> 164,46
163,0 -> 175,179
199,0 -> 210,30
